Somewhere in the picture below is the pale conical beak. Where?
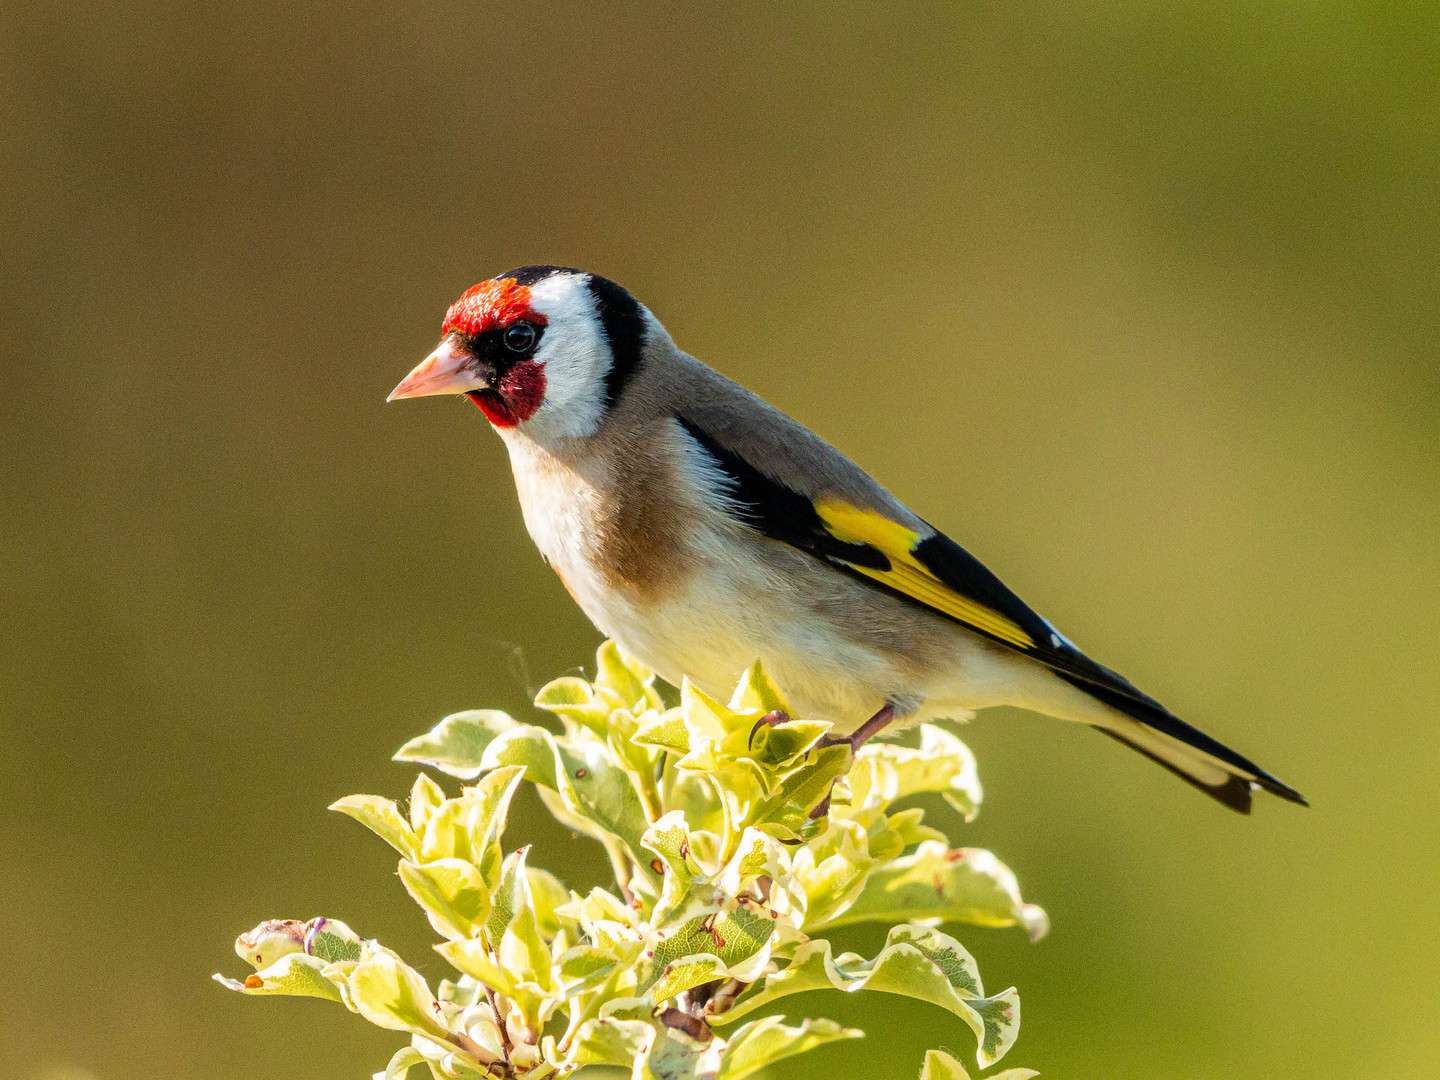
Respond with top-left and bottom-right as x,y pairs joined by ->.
387,337 -> 489,401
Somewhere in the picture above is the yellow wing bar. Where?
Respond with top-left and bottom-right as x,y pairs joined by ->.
814,499 -> 1036,649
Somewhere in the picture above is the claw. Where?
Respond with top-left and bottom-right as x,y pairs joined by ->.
747,709 -> 790,749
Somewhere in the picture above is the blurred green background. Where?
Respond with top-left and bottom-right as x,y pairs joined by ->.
3,3 -> 1437,1078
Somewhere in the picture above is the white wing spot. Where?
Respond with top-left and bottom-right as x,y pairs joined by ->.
1043,618 -> 1076,651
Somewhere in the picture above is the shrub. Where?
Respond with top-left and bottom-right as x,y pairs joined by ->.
217,642 -> 1046,1079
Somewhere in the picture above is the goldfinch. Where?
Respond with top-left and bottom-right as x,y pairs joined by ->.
389,266 -> 1305,814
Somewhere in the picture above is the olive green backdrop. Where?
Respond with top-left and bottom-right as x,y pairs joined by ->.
3,3 -> 1436,1078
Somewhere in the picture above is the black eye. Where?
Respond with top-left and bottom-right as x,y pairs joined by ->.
503,321 -> 538,353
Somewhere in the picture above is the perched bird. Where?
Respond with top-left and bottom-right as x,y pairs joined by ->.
389,265 -> 1305,813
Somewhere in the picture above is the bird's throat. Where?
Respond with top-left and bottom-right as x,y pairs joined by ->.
466,360 -> 546,427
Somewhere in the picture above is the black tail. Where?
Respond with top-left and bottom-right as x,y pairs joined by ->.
1058,671 -> 1308,814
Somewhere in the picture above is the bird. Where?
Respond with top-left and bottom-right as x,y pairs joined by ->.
388,265 -> 1305,814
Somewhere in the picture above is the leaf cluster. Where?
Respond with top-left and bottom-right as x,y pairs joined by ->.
217,643 -> 1045,1079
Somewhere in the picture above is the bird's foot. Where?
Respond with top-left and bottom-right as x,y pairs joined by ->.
807,703 -> 901,820
817,702 -> 898,755
752,704 -> 902,819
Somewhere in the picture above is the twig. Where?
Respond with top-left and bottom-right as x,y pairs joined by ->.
482,983 -> 514,1064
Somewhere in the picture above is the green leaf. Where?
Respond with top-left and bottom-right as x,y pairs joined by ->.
233,919 -> 308,970
640,903 -> 778,999
642,811 -> 702,880
726,659 -> 794,716
755,743 -> 853,831
439,945 -> 556,1040
642,811 -> 706,924
533,676 -> 595,710
717,925 -> 1021,1068
487,848 -> 554,992
821,840 -> 1048,941
213,952 -> 343,1001
919,1051 -> 1039,1080
345,943 -> 449,1037
646,954 -> 732,1004
717,827 -> 782,894
408,772 -> 446,832
437,937 -> 520,997
637,1026 -> 719,1080
470,765 -> 528,887
594,639 -> 664,714
671,675 -> 827,794
790,819 -> 877,928
562,885 -> 638,931
918,1049 -> 971,1080
848,726 -> 983,820
747,716 -> 831,771
982,1065 -> 1040,1080
634,708 -> 693,755
968,992 -> 1023,1069
553,739 -> 652,863
561,1015 -> 656,1068
704,766 -> 768,850
233,916 -> 360,968
606,703 -> 661,778
374,1046 -> 429,1080
675,680 -> 736,744
307,918 -> 364,963
885,806 -> 949,850
556,944 -> 617,995
555,888 -> 645,978
861,927 -> 1020,1068
525,865 -> 570,939
882,923 -> 984,997
330,794 -> 419,859
480,726 -> 561,789
394,709 -> 518,780
399,857 -> 491,940
657,768 -> 725,839
418,765 -> 526,884
435,972 -> 485,1007
534,676 -> 612,737
716,1016 -> 861,1080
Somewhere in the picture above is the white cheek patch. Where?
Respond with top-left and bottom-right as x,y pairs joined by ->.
523,274 -> 612,441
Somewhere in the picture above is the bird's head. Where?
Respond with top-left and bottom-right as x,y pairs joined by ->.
388,266 -> 650,441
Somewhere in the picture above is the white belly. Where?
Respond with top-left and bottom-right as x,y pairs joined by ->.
579,531 -> 900,726
501,430 -> 1060,733
507,454 -> 888,723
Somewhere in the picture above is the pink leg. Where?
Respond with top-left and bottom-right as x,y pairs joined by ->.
820,702 -> 898,752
